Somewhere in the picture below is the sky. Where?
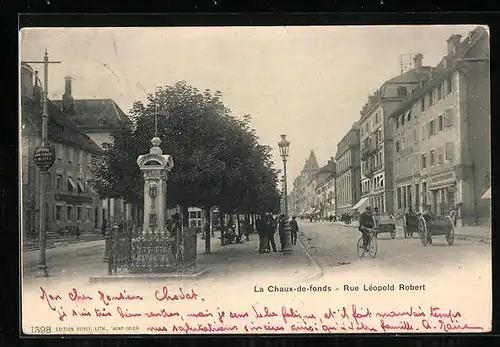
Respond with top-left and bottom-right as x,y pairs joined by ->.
20,25 -> 484,189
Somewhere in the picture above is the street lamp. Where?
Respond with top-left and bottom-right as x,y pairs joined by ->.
22,50 -> 61,277
278,134 -> 293,254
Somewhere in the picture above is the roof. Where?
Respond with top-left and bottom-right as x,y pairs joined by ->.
21,93 -> 103,155
52,98 -> 131,131
302,150 -> 319,172
390,26 -> 489,118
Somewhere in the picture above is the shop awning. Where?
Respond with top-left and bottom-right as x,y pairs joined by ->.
306,208 -> 315,215
481,187 -> 491,200
67,177 -> 77,190
77,180 -> 85,193
352,197 -> 369,211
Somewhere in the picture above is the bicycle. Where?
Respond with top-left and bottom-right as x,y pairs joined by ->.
357,227 -> 378,258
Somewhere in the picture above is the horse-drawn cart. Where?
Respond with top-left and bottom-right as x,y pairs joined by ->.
418,214 -> 455,246
375,214 -> 396,239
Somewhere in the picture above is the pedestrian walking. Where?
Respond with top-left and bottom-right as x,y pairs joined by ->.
256,214 -> 269,252
289,215 -> 299,245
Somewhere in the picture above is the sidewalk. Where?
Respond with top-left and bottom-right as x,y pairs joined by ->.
328,220 -> 491,241
22,232 -> 104,252
196,234 -> 320,285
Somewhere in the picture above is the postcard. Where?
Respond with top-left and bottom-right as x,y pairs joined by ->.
20,25 -> 491,335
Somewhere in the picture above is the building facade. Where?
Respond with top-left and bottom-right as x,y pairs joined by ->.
21,64 -> 103,238
53,77 -> 134,229
314,159 -> 336,218
335,124 -> 361,216
358,58 -> 432,215
391,27 -> 490,226
290,150 -> 320,217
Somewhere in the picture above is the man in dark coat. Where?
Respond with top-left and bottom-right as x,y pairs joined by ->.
359,206 -> 375,250
289,215 -> 299,245
266,214 -> 278,252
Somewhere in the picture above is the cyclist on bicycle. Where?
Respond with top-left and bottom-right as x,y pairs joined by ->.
359,206 -> 375,250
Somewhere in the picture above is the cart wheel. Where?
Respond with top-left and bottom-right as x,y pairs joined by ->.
446,215 -> 455,246
419,216 -> 428,247
357,237 -> 366,258
403,215 -> 408,238
369,234 -> 378,258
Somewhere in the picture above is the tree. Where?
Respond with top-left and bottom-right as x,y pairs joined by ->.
91,81 -> 281,251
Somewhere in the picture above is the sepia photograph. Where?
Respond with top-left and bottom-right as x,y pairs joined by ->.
20,24 -> 491,335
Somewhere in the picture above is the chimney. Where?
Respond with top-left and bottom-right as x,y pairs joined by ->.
62,76 -> 74,115
447,34 -> 462,55
413,53 -> 423,73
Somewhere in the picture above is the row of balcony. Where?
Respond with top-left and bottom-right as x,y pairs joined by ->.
363,164 -> 383,178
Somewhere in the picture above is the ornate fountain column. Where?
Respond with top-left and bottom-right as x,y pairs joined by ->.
131,137 -> 175,273
137,137 -> 174,234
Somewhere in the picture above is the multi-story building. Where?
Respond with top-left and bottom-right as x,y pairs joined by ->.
314,158 -> 336,218
335,123 -> 361,216
53,77 -> 134,228
391,26 -> 490,226
21,63 -> 103,238
358,57 -> 432,215
290,150 -> 319,217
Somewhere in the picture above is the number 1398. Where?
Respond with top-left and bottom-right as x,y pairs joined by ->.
30,326 -> 52,334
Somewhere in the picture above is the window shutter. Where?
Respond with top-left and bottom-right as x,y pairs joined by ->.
438,146 -> 444,164
445,142 -> 454,161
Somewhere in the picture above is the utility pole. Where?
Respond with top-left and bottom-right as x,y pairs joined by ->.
22,50 -> 61,277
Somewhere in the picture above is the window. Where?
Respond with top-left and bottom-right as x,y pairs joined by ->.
446,76 -> 453,94
407,110 -> 411,122
56,174 -> 62,190
428,91 -> 433,106
445,142 -> 454,161
438,82 -> 444,100
421,154 -> 427,169
421,99 -> 425,112
396,118 -> 400,129
67,206 -> 73,221
55,205 -> 62,221
430,150 -> 436,166
444,108 -> 454,127
413,129 -> 418,144
401,115 -> 405,126
428,120 -> 435,137
87,208 -> 92,222
79,150 -> 83,163
375,112 -> 380,123
438,115 -> 443,132
77,206 -> 82,221
397,86 -> 408,97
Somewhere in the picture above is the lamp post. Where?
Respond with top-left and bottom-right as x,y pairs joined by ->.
22,50 -> 61,277
278,134 -> 293,254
